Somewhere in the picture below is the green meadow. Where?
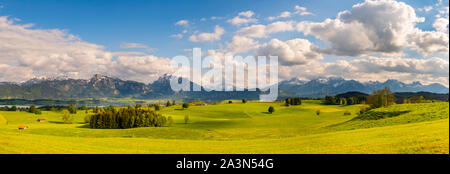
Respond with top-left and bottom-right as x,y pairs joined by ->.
0,101 -> 448,154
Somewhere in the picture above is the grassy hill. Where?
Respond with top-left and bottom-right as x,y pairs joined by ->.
0,101 -> 448,154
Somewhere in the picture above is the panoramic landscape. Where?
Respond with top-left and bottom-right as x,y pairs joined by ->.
0,0 -> 449,154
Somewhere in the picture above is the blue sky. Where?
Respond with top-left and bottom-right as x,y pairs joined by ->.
0,0 -> 441,56
0,0 -> 350,56
0,0 -> 448,86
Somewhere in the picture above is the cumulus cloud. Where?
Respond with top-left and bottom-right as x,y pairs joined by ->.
267,11 -> 292,21
294,6 -> 314,16
0,16 -> 172,83
120,42 -> 156,52
0,64 -> 34,82
226,36 -> 259,54
227,10 -> 258,26
189,25 -> 225,42
417,6 -> 433,12
279,56 -> 449,86
296,0 -> 441,56
409,29 -> 449,55
170,34 -> 183,39
433,17 -> 449,33
105,55 -> 175,83
174,20 -> 189,27
237,21 -> 295,38
255,38 -> 322,66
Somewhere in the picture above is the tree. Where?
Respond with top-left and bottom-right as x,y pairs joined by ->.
166,101 -> 172,107
93,106 -> 99,113
172,100 -> 176,105
29,104 -> 37,113
285,97 -> 302,106
182,103 -> 189,109
35,110 -> 42,115
316,110 -> 321,116
242,98 -> 247,103
367,87 -> 395,108
84,115 -> 91,123
154,104 -> 161,111
10,106 -> 17,111
68,104 -> 77,114
62,110 -> 73,124
184,114 -> 189,124
268,106 -> 275,114
89,106 -> 166,129
324,96 -> 338,105
228,101 -> 233,104
167,116 -> 174,127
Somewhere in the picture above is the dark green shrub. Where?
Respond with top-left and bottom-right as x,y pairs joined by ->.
167,116 -> 174,127
68,104 -> 77,114
154,104 -> 161,111
34,110 -> 42,115
89,107 -> 166,129
184,115 -> 189,124
268,106 -> 275,114
84,115 -> 91,123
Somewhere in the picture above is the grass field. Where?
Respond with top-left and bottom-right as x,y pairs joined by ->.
0,101 -> 448,154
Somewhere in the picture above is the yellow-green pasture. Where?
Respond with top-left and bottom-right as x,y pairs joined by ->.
0,101 -> 448,154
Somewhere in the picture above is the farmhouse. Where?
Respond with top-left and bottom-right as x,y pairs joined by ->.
18,125 -> 28,130
196,102 -> 208,106
37,118 -> 46,122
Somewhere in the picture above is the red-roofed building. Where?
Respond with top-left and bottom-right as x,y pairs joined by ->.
195,102 -> 208,106
18,125 -> 28,130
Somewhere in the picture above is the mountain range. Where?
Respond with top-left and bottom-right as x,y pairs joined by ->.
278,77 -> 449,98
0,74 -> 448,101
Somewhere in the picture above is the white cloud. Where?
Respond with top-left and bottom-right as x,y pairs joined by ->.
433,17 -> 449,33
226,36 -> 259,54
227,10 -> 258,26
294,5 -> 314,16
409,29 -> 449,55
0,64 -> 34,82
0,16 -> 172,83
120,42 -> 156,52
238,11 -> 255,18
104,55 -> 175,83
279,56 -> 449,86
296,0 -> 439,56
189,25 -> 225,42
267,11 -> 292,21
418,6 -> 433,12
237,21 -> 295,38
255,38 -> 322,66
175,20 -> 189,27
210,16 -> 224,20
170,34 -> 183,39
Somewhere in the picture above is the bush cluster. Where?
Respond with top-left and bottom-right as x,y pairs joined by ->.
89,107 -> 167,129
285,97 -> 302,106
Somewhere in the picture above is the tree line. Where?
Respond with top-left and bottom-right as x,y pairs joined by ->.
285,97 -> 302,106
89,106 -> 167,129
